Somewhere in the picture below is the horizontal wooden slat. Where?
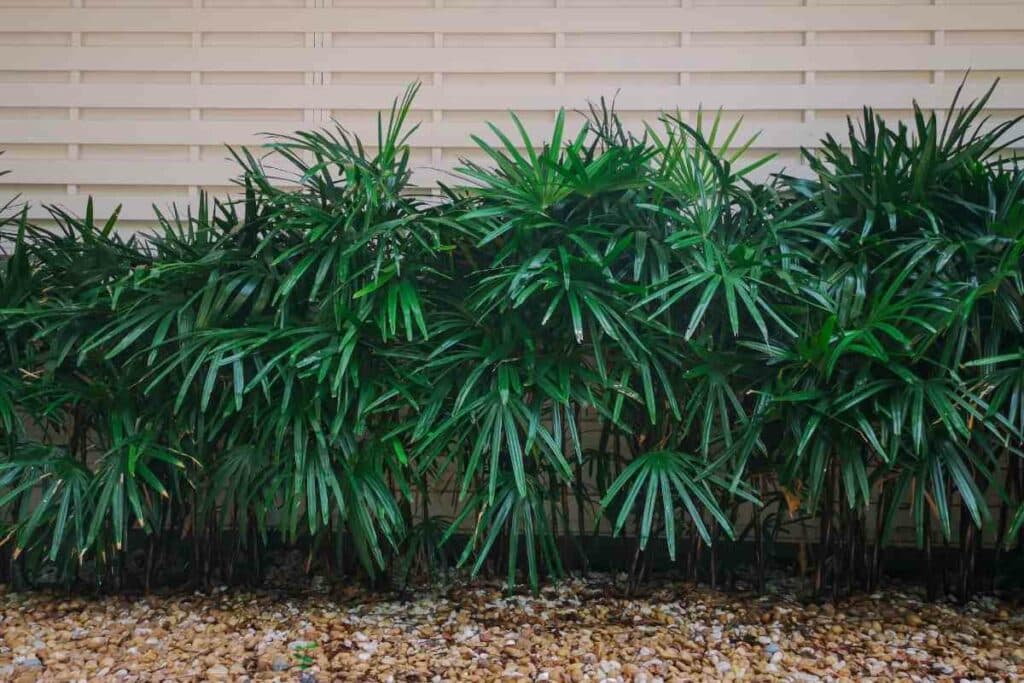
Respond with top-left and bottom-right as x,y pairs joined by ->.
0,83 -> 1021,112
0,119 -> 822,148
4,118 -> 1023,151
1,160 -> 237,187
0,159 -> 472,188
2,6 -> 1023,34
20,196 -> 185,224
0,46 -> 1016,73
11,164 -> 798,223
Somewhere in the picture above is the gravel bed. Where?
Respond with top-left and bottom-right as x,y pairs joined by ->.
1,577 -> 1021,681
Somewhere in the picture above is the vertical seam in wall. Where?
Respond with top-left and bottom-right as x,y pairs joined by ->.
803,0 -> 817,170
313,0 -> 325,126
68,0 -> 82,198
318,0 -> 329,127
432,0 -> 444,188
804,0 -> 816,124
932,0 -> 946,89
305,0 -> 317,131
680,0 -> 691,91
554,0 -> 565,103
190,0 -> 202,203
554,0 -> 564,150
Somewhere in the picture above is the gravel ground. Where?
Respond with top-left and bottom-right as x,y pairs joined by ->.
0,577 -> 1022,682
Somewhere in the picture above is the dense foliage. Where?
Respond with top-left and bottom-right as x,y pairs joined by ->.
2,82 -> 1022,597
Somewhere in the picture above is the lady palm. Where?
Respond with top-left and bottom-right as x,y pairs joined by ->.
1,87 -> 441,585
419,107 -> 781,588
764,80 -> 1024,594
0,81 -> 1021,597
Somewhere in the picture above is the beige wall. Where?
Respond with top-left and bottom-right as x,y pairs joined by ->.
0,0 -> 1023,227
1,0 -> 1020,547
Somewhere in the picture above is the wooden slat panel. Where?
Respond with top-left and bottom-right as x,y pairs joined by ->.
1,159 -> 469,189
0,46 -> 1018,73
3,7 -> 1024,34
0,120 -> 833,148
2,83 -> 1022,112
5,118 -> 1024,151
21,196 -> 189,223
3,160 -> 238,186
20,158 -> 797,222
1,3 -> 1022,239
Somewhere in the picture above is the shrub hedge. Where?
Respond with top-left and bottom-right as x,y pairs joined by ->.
1,81 -> 1023,596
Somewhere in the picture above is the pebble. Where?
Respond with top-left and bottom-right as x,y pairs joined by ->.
206,663 -> 229,678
